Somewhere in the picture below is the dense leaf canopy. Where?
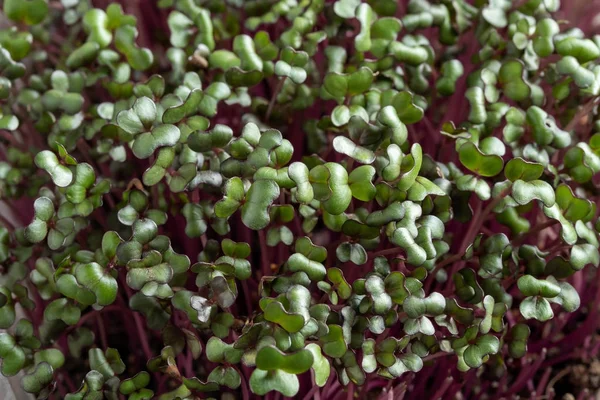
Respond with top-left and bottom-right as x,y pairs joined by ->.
0,0 -> 599,398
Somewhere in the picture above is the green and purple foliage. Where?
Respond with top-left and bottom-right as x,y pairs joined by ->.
0,0 -> 599,399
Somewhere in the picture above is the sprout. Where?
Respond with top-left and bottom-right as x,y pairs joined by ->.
1,1 -> 600,398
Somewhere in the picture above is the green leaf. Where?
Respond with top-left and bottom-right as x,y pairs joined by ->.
289,162 -> 314,204
115,25 -> 154,70
320,325 -> 347,358
83,9 -> 111,47
322,67 -> 374,103
249,368 -> 299,397
543,203 -> 578,245
215,177 -> 245,218
305,343 -> 330,387
207,366 -> 241,389
225,68 -> 263,88
498,60 -> 530,102
130,293 -> 170,330
44,298 -> 81,325
4,0 -> 48,25
462,334 -> 500,369
456,175 -> 490,201
504,158 -> 544,182
66,42 -> 100,69
120,371 -> 153,398
349,165 -> 376,201
389,41 -> 429,67
555,184 -> 595,222
404,293 -> 445,318
333,0 -> 360,18
56,273 -> 96,305
512,180 -> 555,208
198,83 -> 231,117
22,361 -> 53,394
556,37 -> 600,63
0,332 -> 26,376
570,244 -> 600,270
331,105 -> 369,127
168,11 -> 194,48
241,180 -> 280,230
206,337 -> 242,364
518,275 -> 561,298
387,353 -> 423,377
437,60 -> 464,96
526,106 -> 571,147
310,163 -> 352,215
458,142 -> 503,177
333,136 -> 374,164
407,176 -> 446,201
481,6 -> 507,28
355,3 -> 375,52
548,278 -> 580,312
132,124 -> 180,159
67,328 -> 95,358
33,348 -> 64,370
232,34 -> 262,71
263,301 -> 306,333
117,97 -> 156,134
465,87 -> 487,124
35,151 -> 73,187
255,345 -> 313,374
519,296 -> 554,321
74,262 -> 118,306
274,47 -> 308,84
336,242 -> 367,265
89,347 -> 125,378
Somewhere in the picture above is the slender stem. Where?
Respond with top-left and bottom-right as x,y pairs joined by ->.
544,244 -> 572,255
511,220 -> 558,247
237,366 -> 251,400
433,202 -> 482,273
1,200 -> 28,225
435,189 -> 509,275
258,229 -> 271,278
302,376 -> 322,400
240,279 -> 253,315
96,314 -> 108,349
431,376 -> 454,400
422,351 -> 452,362
508,349 -> 547,395
64,305 -> 121,335
536,367 -> 553,396
63,372 -> 77,393
56,375 -> 67,397
576,389 -> 591,400
185,349 -> 193,377
123,284 -> 154,361
0,131 -> 26,149
265,77 -> 287,121
564,97 -> 599,132
132,305 -> 154,360
0,213 -> 16,230
76,138 -> 102,175
370,247 -> 402,258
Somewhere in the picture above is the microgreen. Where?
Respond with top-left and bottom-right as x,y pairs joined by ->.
0,1 -> 599,398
